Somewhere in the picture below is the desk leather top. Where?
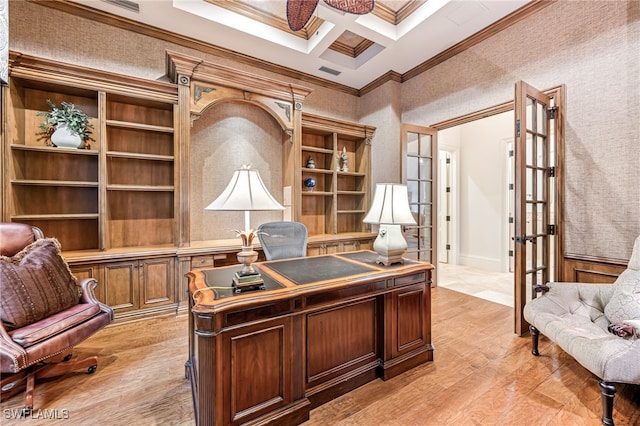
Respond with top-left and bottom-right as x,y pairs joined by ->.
188,251 -> 432,307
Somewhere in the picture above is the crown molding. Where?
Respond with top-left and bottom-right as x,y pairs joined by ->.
29,0 -> 554,97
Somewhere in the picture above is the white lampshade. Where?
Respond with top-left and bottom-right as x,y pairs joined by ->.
363,183 -> 416,225
205,164 -> 285,212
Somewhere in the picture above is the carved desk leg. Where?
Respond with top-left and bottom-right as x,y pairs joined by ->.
529,325 -> 540,356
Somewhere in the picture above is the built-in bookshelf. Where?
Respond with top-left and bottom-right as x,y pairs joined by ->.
300,113 -> 374,237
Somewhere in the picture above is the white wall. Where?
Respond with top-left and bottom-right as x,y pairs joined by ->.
439,112 -> 513,272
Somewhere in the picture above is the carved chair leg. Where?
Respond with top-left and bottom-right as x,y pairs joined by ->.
599,380 -> 616,426
529,325 -> 540,356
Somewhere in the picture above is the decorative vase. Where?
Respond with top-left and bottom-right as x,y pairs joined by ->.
50,123 -> 83,149
304,177 -> 316,191
236,246 -> 259,275
306,156 -> 315,168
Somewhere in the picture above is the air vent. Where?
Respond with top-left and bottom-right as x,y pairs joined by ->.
319,66 -> 341,76
101,0 -> 140,13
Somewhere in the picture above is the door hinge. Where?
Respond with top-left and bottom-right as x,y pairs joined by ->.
548,224 -> 556,235
509,183 -> 514,190
446,187 -> 451,193
509,150 -> 514,157
509,216 -> 514,224
515,119 -> 520,138
446,215 -> 451,222
446,244 -> 451,250
548,106 -> 558,119
446,158 -> 451,164
509,250 -> 514,257
548,166 -> 556,177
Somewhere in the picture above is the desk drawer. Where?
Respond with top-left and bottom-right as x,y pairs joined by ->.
306,281 -> 386,307
213,253 -> 237,267
191,255 -> 214,269
394,271 -> 426,287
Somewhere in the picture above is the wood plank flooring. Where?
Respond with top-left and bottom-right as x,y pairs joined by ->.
2,288 -> 638,425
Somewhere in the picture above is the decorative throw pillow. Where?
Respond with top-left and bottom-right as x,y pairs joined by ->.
624,319 -> 640,338
0,238 -> 80,329
604,269 -> 640,326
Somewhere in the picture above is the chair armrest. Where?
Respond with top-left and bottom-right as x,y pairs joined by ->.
79,278 -> 114,321
79,278 -> 100,304
0,321 -> 28,373
534,284 -> 550,294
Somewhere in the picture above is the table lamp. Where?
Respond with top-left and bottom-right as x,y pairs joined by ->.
363,183 -> 417,266
205,164 -> 284,291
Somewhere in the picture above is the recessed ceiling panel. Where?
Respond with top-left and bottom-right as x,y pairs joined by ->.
328,30 -> 374,58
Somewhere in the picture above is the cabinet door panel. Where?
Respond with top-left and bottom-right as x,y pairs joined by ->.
70,264 -> 105,303
389,285 -> 427,357
306,299 -> 377,385
104,262 -> 138,311
223,318 -> 294,424
140,257 -> 174,308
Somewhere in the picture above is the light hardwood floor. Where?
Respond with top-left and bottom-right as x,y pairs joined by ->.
2,288 -> 638,425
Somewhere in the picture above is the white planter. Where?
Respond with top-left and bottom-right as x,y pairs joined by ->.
51,123 -> 83,149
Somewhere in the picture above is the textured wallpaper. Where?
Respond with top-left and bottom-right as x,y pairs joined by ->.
189,103 -> 285,242
7,1 -> 358,122
398,1 -> 640,261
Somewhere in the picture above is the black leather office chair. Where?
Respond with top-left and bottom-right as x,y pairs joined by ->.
257,221 -> 308,261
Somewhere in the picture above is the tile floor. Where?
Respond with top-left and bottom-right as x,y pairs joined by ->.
435,262 -> 514,307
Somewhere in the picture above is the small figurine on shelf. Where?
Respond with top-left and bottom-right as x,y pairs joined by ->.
303,177 -> 316,192
306,156 -> 316,169
337,147 -> 349,172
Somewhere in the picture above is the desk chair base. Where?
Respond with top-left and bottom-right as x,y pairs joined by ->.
1,352 -> 98,416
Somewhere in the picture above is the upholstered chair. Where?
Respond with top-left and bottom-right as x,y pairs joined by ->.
0,222 -> 113,416
257,221 -> 308,261
524,235 -> 640,426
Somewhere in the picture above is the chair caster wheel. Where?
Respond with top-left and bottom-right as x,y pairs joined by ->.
87,365 -> 97,374
20,407 -> 32,417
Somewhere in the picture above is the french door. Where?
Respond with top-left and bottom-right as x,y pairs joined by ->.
513,81 -> 559,335
401,124 -> 438,278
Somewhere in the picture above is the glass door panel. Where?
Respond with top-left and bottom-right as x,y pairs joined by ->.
401,124 -> 437,267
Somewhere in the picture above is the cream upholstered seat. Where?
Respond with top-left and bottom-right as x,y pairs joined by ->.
523,235 -> 640,426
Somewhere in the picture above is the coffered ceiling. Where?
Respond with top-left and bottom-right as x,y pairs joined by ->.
63,0 -> 547,93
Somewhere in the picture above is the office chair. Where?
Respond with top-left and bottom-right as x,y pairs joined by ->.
0,222 -> 113,416
257,221 -> 308,261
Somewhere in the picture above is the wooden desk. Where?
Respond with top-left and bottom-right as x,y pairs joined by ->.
186,251 -> 434,425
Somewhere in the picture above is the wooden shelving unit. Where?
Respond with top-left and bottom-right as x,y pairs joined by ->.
300,113 -> 374,238
2,52 -> 179,322
2,51 -> 378,322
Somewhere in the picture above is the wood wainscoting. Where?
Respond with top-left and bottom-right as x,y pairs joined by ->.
563,254 -> 628,284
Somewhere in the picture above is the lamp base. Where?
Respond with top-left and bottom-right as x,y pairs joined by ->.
373,224 -> 408,266
233,247 -> 265,292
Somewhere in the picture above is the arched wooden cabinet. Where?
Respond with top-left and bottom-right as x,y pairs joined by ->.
1,50 -> 375,322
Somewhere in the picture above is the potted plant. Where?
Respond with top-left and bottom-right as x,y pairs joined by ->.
37,100 -> 94,149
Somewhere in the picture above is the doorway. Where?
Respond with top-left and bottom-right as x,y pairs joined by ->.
436,111 -> 514,307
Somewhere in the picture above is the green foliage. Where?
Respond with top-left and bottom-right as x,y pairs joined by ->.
37,100 -> 94,140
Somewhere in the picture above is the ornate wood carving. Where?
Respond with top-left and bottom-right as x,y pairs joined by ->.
166,50 -> 311,133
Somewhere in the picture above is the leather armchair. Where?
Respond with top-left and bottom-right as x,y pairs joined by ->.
0,222 -> 113,416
